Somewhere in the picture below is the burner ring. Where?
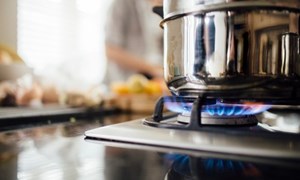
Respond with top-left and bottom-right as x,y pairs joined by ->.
177,113 -> 258,126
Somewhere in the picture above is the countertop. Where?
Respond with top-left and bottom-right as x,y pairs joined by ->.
0,112 -> 299,180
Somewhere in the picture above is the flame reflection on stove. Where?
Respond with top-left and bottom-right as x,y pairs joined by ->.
165,98 -> 271,116
163,154 -> 261,179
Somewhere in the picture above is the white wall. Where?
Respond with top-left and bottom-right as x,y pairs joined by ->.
0,0 -> 17,50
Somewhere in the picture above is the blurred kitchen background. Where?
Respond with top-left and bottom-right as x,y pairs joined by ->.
0,0 -> 111,89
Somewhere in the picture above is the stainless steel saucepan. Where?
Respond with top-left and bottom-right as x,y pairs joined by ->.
156,0 -> 300,102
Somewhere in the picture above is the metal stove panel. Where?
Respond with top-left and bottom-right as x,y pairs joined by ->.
85,119 -> 300,159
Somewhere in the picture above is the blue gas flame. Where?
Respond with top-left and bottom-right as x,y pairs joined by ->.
204,102 -> 271,116
165,98 -> 271,116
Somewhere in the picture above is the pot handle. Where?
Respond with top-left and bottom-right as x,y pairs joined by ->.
152,6 -> 163,18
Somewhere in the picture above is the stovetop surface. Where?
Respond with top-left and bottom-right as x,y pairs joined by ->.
0,112 -> 299,180
85,111 -> 300,159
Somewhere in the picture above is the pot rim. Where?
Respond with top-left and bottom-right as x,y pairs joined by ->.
161,1 -> 300,28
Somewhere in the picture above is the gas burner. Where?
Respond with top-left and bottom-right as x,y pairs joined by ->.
143,95 -> 268,130
177,113 -> 257,126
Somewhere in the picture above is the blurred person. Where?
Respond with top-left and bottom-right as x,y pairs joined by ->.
104,0 -> 163,84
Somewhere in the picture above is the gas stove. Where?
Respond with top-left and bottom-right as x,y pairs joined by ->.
85,95 -> 300,159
